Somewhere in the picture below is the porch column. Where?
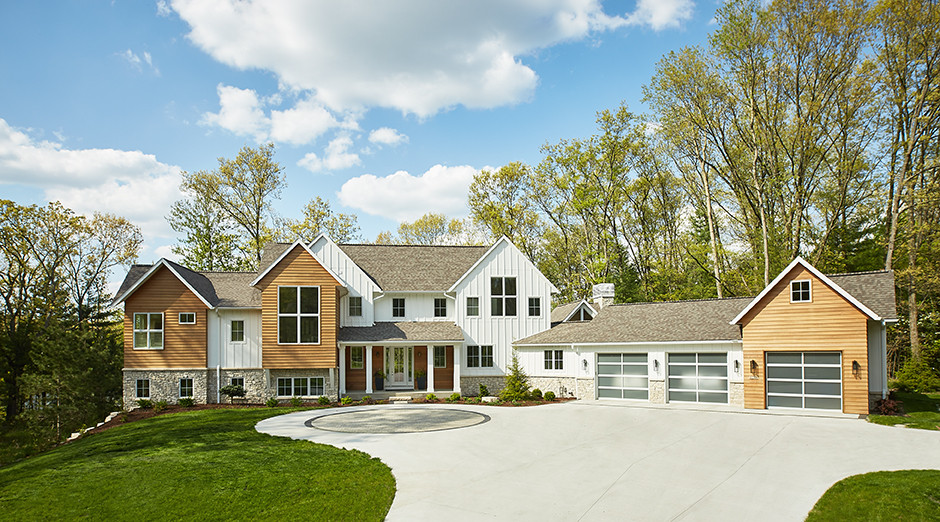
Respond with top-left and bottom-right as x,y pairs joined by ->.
427,347 -> 435,393
366,345 -> 374,393
453,344 -> 461,394
339,345 -> 346,395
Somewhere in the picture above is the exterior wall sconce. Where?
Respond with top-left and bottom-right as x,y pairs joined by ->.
582,359 -> 588,370
852,360 -> 861,378
734,360 -> 741,373
750,359 -> 759,375
654,359 -> 660,374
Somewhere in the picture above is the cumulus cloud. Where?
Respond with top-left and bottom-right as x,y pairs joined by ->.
338,164 -> 483,222
156,0 -> 172,17
368,127 -> 408,147
624,0 -> 695,30
0,118 -> 182,240
298,135 -> 361,173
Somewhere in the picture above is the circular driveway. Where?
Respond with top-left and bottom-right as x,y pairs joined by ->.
256,401 -> 940,521
305,407 -> 489,433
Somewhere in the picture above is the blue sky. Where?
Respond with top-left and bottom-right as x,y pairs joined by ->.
0,0 -> 715,266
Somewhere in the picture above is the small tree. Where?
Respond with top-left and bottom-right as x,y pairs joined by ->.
500,352 -> 530,401
220,384 -> 245,404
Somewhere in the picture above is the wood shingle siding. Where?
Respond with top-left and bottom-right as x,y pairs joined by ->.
123,265 -> 208,368
256,246 -> 341,369
740,266 -> 869,414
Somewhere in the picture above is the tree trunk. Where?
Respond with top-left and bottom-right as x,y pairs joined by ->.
700,145 -> 722,298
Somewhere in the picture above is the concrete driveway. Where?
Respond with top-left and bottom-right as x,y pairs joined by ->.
256,401 -> 940,521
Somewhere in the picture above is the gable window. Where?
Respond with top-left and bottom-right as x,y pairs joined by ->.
544,350 -> 563,370
576,308 -> 593,321
528,297 -> 541,317
466,297 -> 480,317
791,280 -> 811,303
349,296 -> 362,317
230,377 -> 244,388
276,377 -> 324,397
278,286 -> 320,344
231,320 -> 245,342
133,313 -> 163,349
434,298 -> 447,317
392,298 -> 405,318
350,346 -> 364,369
136,379 -> 150,398
434,346 -> 447,368
491,277 -> 517,316
179,378 -> 194,398
178,312 -> 196,325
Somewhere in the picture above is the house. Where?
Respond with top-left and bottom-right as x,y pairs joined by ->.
514,258 -> 897,415
113,236 -> 558,406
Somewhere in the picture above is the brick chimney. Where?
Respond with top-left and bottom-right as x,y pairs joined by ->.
592,283 -> 615,309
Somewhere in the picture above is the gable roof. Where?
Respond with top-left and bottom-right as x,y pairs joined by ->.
112,259 -> 216,308
250,240 -> 343,287
550,300 -> 597,325
826,270 -> 897,321
447,236 -> 560,293
339,243 -> 489,292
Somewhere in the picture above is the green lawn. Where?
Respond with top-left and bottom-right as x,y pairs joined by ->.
0,408 -> 395,520
869,391 -> 940,430
806,470 -> 940,521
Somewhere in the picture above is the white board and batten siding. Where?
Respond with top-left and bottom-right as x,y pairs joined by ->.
373,293 -> 454,322
309,236 -> 379,327
453,239 -> 556,375
207,309 -> 262,368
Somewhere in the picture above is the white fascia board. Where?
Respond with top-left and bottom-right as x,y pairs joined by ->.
338,340 -> 464,346
562,300 -> 597,322
729,256 -> 881,325
514,339 -> 743,348
249,240 -> 344,287
113,259 -> 214,309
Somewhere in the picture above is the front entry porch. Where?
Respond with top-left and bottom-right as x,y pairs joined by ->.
339,343 -> 461,395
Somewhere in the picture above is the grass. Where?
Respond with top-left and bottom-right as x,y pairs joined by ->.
806,470 -> 940,521
868,391 -> 940,430
0,408 -> 395,520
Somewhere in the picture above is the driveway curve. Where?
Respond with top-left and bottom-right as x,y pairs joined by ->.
256,401 -> 940,521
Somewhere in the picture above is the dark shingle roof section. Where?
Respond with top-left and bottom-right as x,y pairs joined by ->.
516,297 -> 752,345
338,244 -> 489,291
164,259 -> 219,305
827,270 -> 897,321
113,264 -> 152,305
338,322 -> 465,343
201,272 -> 260,307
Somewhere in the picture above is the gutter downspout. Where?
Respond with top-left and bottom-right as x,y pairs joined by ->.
882,320 -> 888,400
217,309 -> 223,404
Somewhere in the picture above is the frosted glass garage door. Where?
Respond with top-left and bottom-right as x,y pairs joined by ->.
597,353 -> 648,400
667,353 -> 728,403
766,352 -> 842,410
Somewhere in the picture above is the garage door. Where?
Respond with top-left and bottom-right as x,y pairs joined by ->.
667,353 -> 728,403
597,353 -> 648,400
766,352 -> 842,410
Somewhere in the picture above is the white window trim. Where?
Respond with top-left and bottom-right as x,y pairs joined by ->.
178,312 -> 196,325
277,285 -> 321,345
434,298 -> 447,318
133,313 -> 164,350
467,345 -> 480,368
230,377 -> 244,388
179,378 -> 194,398
490,276 -> 518,317
348,296 -> 363,317
392,297 -> 406,318
276,376 -> 326,397
544,349 -> 563,371
790,279 -> 812,303
433,346 -> 447,368
528,297 -> 541,317
480,345 -> 494,368
135,379 -> 150,399
230,320 -> 246,343
466,296 -> 480,317
350,346 -> 364,369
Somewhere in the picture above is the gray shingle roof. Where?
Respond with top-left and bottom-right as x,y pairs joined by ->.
339,244 -> 489,291
550,300 -> 596,325
338,322 -> 465,343
827,270 -> 897,321
201,272 -> 260,307
113,264 -> 152,305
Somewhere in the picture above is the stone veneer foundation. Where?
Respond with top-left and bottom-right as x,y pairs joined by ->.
649,380 -> 666,404
268,368 -> 339,402
123,369 -> 208,408
206,369 -> 267,404
460,376 -> 506,396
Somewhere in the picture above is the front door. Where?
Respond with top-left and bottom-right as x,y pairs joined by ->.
385,346 -> 413,389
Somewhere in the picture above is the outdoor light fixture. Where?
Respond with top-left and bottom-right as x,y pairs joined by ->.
750,360 -> 759,373
582,359 -> 588,370
654,359 -> 660,373
853,360 -> 861,377
734,360 -> 741,373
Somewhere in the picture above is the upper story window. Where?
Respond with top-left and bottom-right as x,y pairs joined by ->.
434,298 -> 447,317
231,320 -> 245,342
491,277 -> 517,316
278,286 -> 320,344
349,296 -> 362,317
392,298 -> 405,318
466,297 -> 480,317
178,313 -> 195,325
350,346 -> 364,369
528,297 -> 541,317
133,313 -> 163,349
790,280 -> 811,303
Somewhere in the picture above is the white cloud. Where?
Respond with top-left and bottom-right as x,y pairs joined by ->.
298,135 -> 361,173
169,0 -> 652,117
338,164 -> 483,222
156,0 -> 172,17
0,118 -> 182,241
201,84 -> 269,141
624,0 -> 695,30
368,127 -> 408,147
118,49 -> 160,75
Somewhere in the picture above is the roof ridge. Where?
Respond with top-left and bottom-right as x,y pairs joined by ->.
198,270 -> 257,274
825,269 -> 892,277
340,243 -> 488,248
608,296 -> 754,307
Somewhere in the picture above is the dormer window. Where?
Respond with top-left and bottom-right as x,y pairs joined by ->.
790,280 -> 811,303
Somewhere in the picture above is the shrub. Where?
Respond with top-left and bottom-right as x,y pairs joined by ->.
499,353 -> 530,401
360,395 -> 374,405
530,388 -> 543,400
290,396 -> 303,407
479,384 -> 489,397
893,358 -> 940,393
447,393 -> 461,403
318,395 -> 330,406
220,384 -> 246,404
873,398 -> 902,415
136,399 -> 153,409
466,396 -> 481,404
340,396 -> 353,405
265,397 -> 278,407
178,398 -> 195,408
425,393 -> 438,402
544,391 -> 556,401
153,400 -> 168,412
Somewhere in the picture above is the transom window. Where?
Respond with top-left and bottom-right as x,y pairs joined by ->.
278,286 -> 320,344
231,320 -> 245,342
491,277 -> 517,316
791,280 -> 811,302
434,346 -> 447,368
544,350 -> 563,370
466,297 -> 480,317
230,377 -> 244,388
467,345 -> 494,368
392,298 -> 405,318
277,377 -> 325,397
178,312 -> 196,324
350,346 -> 364,369
528,297 -> 541,317
179,378 -> 193,398
434,298 -> 447,317
136,379 -> 150,398
133,313 -> 163,349
349,296 -> 362,317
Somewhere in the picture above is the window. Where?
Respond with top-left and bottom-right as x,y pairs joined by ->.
575,308 -> 593,321
179,378 -> 193,398
392,298 -> 405,318
278,286 -> 320,344
791,280 -> 811,302
230,377 -> 244,388
231,320 -> 245,342
350,346 -> 364,369
544,350 -> 563,370
276,377 -> 325,397
434,298 -> 447,317
133,313 -> 163,349
490,277 -> 517,316
467,345 -> 480,367
349,296 -> 362,317
528,297 -> 541,317
466,297 -> 480,317
136,379 -> 150,398
434,346 -> 446,368
481,346 -> 494,367
178,312 -> 195,324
